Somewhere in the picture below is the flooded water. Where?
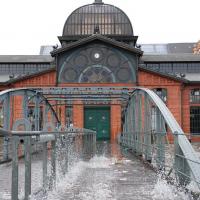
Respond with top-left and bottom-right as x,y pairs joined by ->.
0,142 -> 199,200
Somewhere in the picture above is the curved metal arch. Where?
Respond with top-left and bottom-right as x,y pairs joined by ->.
0,88 -> 60,124
127,87 -> 200,187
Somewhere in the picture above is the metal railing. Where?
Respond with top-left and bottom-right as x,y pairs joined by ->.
0,127 -> 96,200
120,88 -> 200,191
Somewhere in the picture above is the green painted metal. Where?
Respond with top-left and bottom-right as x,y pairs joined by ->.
84,107 -> 110,140
23,91 -> 29,120
3,93 -> 10,160
120,88 -> 200,189
144,94 -> 152,162
42,142 -> 48,193
11,136 -> 19,200
24,136 -> 32,200
34,94 -> 40,131
155,107 -> 166,169
174,133 -> 190,186
136,94 -> 142,156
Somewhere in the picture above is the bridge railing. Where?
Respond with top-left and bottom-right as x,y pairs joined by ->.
0,127 -> 96,200
0,88 -> 60,163
120,88 -> 200,191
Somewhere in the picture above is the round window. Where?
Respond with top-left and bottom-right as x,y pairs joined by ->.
94,53 -> 100,59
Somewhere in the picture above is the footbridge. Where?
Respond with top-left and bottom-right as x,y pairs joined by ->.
0,87 -> 200,200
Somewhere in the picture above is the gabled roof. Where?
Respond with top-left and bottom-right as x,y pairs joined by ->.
51,34 -> 143,56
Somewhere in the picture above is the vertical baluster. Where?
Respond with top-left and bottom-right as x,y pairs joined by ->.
24,136 -> 32,200
3,93 -> 11,161
144,94 -> 152,162
156,107 -> 166,169
50,137 -> 56,190
42,142 -> 48,193
11,136 -> 19,200
174,132 -> 190,186
136,93 -> 142,156
34,94 -> 40,131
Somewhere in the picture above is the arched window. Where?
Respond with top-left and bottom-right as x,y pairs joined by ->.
190,89 -> 200,103
152,88 -> 167,102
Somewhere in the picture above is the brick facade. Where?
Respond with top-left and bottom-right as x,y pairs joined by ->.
0,63 -> 199,142
110,101 -> 122,142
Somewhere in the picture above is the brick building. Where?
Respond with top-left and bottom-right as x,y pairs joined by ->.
0,0 -> 200,142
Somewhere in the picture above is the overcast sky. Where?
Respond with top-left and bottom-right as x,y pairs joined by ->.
0,0 -> 199,55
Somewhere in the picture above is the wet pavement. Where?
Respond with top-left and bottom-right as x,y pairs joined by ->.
55,142 -> 157,200
0,141 -> 198,200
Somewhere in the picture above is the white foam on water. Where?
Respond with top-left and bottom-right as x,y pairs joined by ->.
119,178 -> 127,181
87,155 -> 113,168
0,192 -> 10,200
152,177 -> 193,200
31,160 -> 87,200
187,182 -> 200,194
30,155 -> 114,200
77,182 -> 114,200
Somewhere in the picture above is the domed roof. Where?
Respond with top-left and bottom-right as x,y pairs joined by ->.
63,0 -> 133,37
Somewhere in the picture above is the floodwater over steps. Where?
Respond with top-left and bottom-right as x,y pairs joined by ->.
0,141 -> 197,200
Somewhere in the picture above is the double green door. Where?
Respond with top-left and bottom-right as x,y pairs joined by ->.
84,107 -> 110,140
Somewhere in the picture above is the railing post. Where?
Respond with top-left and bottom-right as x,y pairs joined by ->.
11,136 -> 19,200
3,93 -> 11,161
93,131 -> 96,154
24,136 -> 32,200
34,94 -> 40,131
42,142 -> 48,193
49,136 -> 56,190
144,94 -> 152,162
131,96 -> 137,152
64,137 -> 69,173
155,107 -> 165,169
135,94 -> 142,156
43,103 -> 49,127
23,91 -> 29,120
174,132 -> 190,186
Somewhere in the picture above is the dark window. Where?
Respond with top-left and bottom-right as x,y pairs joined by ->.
153,88 -> 167,102
188,63 -> 200,73
146,63 -> 159,71
0,64 -> 9,74
159,63 -> 172,73
144,62 -> 200,74
172,63 -> 188,73
190,107 -> 200,135
190,89 -> 200,104
65,107 -> 73,127
28,107 -> 43,131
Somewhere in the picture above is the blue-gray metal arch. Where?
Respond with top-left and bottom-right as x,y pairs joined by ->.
0,88 -> 60,125
127,87 -> 200,187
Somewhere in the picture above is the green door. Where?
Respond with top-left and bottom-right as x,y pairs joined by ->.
84,107 -> 110,140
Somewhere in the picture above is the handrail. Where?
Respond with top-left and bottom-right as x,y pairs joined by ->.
0,126 -> 96,200
125,87 -> 200,187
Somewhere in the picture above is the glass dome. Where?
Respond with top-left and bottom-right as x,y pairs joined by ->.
63,0 -> 134,36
